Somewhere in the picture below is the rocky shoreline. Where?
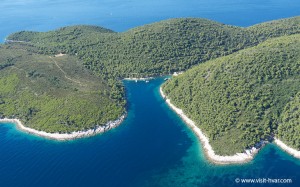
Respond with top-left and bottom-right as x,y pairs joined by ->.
0,114 -> 126,140
159,87 -> 260,164
123,77 -> 154,81
274,138 -> 300,159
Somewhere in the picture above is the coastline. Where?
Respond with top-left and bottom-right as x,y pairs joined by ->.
274,138 -> 300,159
159,87 -> 258,164
160,86 -> 300,163
0,114 -> 126,140
123,77 -> 154,81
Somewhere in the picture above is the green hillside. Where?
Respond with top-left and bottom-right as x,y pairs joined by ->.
7,17 -> 300,80
162,34 -> 300,155
278,93 -> 300,150
248,16 -> 300,40
2,16 -> 300,140
0,47 -> 125,133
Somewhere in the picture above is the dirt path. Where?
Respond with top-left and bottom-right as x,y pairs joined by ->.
49,56 -> 86,86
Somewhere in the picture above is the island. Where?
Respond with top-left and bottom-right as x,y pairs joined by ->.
1,16 -> 300,163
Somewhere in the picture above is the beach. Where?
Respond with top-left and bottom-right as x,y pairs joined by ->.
0,114 -> 126,140
159,87 -> 258,164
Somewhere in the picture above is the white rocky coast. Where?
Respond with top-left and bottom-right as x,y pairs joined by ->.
0,114 -> 126,140
160,87 -> 259,164
274,138 -> 300,159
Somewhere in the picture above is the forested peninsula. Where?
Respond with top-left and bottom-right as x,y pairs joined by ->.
162,34 -> 300,156
1,16 -> 300,153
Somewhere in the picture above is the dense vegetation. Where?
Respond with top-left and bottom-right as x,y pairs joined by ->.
162,34 -> 300,155
7,17 -> 300,79
278,93 -> 300,150
2,16 -> 300,147
0,47 -> 125,133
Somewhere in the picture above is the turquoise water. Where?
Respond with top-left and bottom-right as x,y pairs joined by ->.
1,78 -> 300,187
1,1 -> 300,186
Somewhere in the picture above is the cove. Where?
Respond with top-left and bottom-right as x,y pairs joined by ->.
0,77 -> 300,187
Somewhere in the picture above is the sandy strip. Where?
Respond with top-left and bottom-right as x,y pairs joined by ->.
274,138 -> 300,159
123,77 -> 153,81
160,87 -> 258,164
0,114 -> 126,140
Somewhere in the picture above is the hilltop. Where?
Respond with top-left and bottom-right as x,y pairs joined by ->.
7,16 -> 300,79
162,34 -> 300,155
1,16 -> 300,139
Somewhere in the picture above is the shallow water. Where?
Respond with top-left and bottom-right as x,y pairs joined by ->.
1,78 -> 300,187
1,1 -> 300,186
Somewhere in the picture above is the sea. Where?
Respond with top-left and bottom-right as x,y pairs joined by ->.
0,1 -> 300,187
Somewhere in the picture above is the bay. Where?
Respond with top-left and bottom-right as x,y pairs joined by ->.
1,78 -> 300,187
1,0 -> 300,186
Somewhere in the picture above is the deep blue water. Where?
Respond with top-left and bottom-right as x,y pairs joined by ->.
1,78 -> 300,187
1,0 -> 300,42
1,1 -> 300,187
